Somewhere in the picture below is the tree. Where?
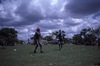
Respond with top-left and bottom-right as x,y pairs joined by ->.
72,34 -> 83,45
94,27 -> 100,46
72,27 -> 97,45
51,31 -> 58,37
0,28 -> 18,46
43,36 -> 53,44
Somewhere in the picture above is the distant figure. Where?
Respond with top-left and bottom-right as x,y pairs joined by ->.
56,30 -> 64,50
33,27 -> 43,53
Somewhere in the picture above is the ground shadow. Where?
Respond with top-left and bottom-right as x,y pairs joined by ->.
94,62 -> 100,66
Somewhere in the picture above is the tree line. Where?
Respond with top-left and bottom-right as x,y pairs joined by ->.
0,27 -> 100,48
72,27 -> 100,46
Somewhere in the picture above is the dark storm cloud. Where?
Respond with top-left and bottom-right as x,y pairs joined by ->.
0,0 -> 5,4
0,0 -> 65,27
65,0 -> 100,18
0,0 -> 2,4
0,17 -> 12,23
0,16 -> 14,26
93,12 -> 100,19
63,18 -> 81,27
0,0 -> 45,26
0,0 -> 13,4
14,1 -> 44,26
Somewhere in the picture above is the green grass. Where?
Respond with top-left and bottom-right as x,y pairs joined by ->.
0,44 -> 100,66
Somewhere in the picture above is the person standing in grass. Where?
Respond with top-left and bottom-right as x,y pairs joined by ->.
56,30 -> 64,50
34,27 -> 43,53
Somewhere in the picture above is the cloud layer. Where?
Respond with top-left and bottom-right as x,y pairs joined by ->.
0,0 -> 100,40
65,0 -> 100,18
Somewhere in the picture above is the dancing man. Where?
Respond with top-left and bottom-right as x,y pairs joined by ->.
56,30 -> 65,50
34,27 -> 43,53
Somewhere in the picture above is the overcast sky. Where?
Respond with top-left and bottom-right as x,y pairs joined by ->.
0,0 -> 100,41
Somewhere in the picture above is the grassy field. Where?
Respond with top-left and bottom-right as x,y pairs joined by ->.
0,44 -> 100,66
